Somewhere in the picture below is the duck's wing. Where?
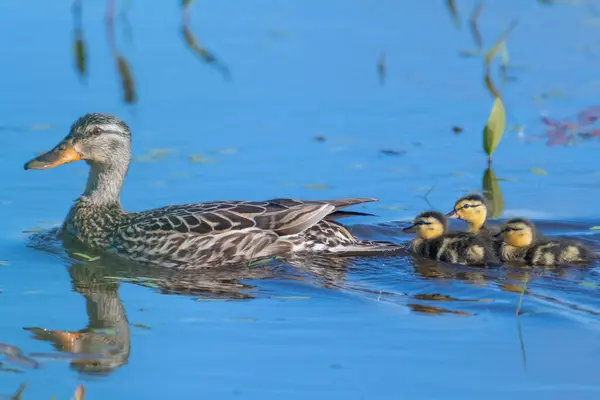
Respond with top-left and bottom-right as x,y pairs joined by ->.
124,198 -> 377,237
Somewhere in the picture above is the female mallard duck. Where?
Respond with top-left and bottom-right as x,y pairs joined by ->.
446,194 -> 493,235
496,218 -> 597,266
402,211 -> 498,266
23,113 -> 402,269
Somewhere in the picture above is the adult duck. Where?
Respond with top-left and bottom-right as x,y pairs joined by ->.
24,113 -> 402,269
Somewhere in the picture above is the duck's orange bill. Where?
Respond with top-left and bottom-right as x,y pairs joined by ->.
24,145 -> 81,170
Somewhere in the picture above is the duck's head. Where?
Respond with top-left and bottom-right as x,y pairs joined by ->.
402,211 -> 447,240
24,113 -> 131,171
496,218 -> 536,248
446,193 -> 488,232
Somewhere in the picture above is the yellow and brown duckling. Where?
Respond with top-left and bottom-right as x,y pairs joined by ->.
403,211 -> 499,266
446,193 -> 492,235
496,218 -> 598,266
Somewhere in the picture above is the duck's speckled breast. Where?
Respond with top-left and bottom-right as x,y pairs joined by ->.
62,198 -> 125,249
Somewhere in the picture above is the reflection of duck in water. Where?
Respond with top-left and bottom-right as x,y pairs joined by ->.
403,211 -> 499,266
24,260 -> 130,374
22,235 -> 361,375
496,218 -> 597,266
23,113 -> 402,269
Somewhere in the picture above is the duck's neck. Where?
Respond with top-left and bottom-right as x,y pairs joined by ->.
82,160 -> 128,206
468,214 -> 487,233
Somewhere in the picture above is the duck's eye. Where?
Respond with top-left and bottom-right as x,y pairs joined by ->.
462,204 -> 471,209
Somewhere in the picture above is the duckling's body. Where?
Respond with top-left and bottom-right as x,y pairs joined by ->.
404,211 -> 499,266
498,218 -> 597,266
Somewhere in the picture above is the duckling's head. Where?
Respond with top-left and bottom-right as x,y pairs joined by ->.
24,113 -> 132,171
446,193 -> 488,232
497,218 -> 536,248
403,211 -> 447,240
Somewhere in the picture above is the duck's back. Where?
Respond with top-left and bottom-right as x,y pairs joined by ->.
412,232 -> 497,265
526,239 -> 597,266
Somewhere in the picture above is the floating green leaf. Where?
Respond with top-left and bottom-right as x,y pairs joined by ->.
0,261 -> 8,267
73,253 -> 100,262
189,154 -> 216,163
482,167 -> 505,218
530,168 -> 548,176
304,184 -> 331,191
482,97 -> 506,158
117,56 -> 136,104
581,281 -> 600,287
147,148 -> 175,157
485,20 -> 518,68
589,226 -> 600,231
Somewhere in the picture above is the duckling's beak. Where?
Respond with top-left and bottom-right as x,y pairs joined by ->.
493,230 -> 504,239
24,143 -> 82,170
402,224 -> 416,233
445,210 -> 458,219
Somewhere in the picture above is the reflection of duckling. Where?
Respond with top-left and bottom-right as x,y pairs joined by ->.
403,211 -> 499,266
446,194 -> 493,235
497,218 -> 598,266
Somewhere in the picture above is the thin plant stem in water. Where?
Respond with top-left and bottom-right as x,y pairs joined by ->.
516,318 -> 528,371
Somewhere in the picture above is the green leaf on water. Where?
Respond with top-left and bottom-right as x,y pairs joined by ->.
210,147 -> 238,155
581,281 -> 600,287
482,167 -> 505,218
530,168 -> 548,176
272,296 -> 312,300
195,298 -> 229,302
0,261 -> 8,267
589,226 -> 600,231
73,253 -> 100,262
483,96 -> 506,157
147,148 -> 175,157
303,184 -> 331,191
485,20 -> 518,68
188,154 -> 216,163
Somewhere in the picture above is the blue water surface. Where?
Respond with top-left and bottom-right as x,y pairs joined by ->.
2,0 -> 600,398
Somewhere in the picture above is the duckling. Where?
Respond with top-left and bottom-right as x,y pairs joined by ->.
497,218 -> 598,266
446,193 -> 493,235
403,211 -> 499,266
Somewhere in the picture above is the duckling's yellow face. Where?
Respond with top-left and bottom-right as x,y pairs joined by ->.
450,199 -> 487,231
413,216 -> 445,240
500,222 -> 533,248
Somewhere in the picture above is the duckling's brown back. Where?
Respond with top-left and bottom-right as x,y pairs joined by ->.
526,239 -> 597,266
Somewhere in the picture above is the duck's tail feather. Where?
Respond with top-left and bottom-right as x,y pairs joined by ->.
325,210 -> 377,220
